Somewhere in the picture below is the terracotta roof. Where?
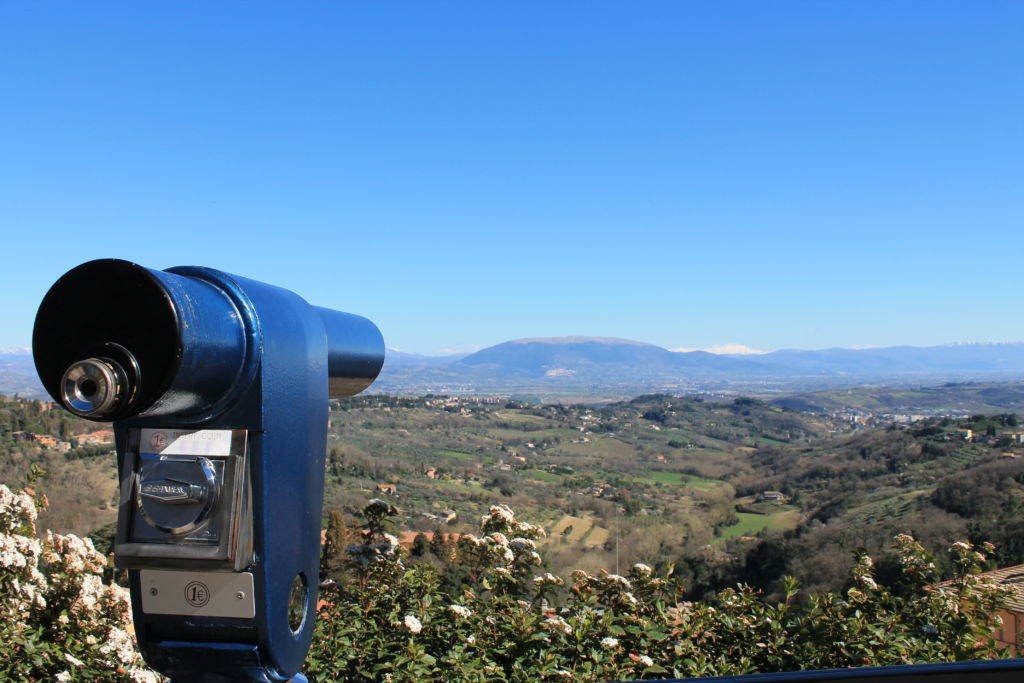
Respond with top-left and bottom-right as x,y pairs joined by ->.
935,564 -> 1024,614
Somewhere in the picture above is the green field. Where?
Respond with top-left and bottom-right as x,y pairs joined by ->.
560,437 -> 636,458
691,474 -> 727,490
522,469 -> 561,483
639,471 -> 724,490
495,411 -> 551,424
715,509 -> 801,543
436,449 -> 473,460
645,471 -> 687,485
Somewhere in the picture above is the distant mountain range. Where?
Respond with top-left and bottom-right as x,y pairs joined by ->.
373,337 -> 1024,396
0,350 -> 46,399
5,339 -> 1024,401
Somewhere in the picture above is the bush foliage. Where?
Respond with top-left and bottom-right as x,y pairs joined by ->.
1,484 -> 1013,682
307,500 -> 1012,681
0,483 -> 157,682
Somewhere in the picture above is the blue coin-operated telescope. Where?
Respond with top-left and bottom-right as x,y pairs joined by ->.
32,259 -> 385,682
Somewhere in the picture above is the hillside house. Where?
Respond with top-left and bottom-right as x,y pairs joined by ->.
758,491 -> 787,502
957,428 -> 974,440
424,467 -> 438,479
419,509 -> 458,524
934,564 -> 1024,654
79,429 -> 114,445
33,435 -> 70,452
11,432 -> 70,452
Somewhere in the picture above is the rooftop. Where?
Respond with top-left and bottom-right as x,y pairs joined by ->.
936,564 -> 1024,613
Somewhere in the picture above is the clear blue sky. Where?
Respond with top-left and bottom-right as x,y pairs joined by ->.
1,2 -> 1021,355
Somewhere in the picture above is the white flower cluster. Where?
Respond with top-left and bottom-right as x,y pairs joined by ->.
43,530 -> 107,577
403,614 -> 423,633
346,532 -> 403,567
458,533 -> 514,567
606,574 -> 632,590
1,531 -> 46,612
479,505 -> 546,540
0,484 -> 159,681
449,604 -> 472,619
516,520 -> 547,538
533,572 -> 564,588
893,534 -> 937,570
855,575 -> 878,591
459,507 -> 547,573
0,485 -> 38,529
543,615 -> 572,635
509,537 -> 536,551
482,504 -> 515,527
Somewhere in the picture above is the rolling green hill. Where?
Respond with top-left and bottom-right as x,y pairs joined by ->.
4,389 -> 1023,598
772,381 -> 1024,415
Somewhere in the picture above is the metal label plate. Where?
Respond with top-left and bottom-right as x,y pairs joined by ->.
140,429 -> 233,456
140,569 -> 255,619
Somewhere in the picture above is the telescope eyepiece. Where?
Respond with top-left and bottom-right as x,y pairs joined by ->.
60,357 -> 129,418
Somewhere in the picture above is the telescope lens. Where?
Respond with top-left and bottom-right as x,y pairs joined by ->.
61,358 -> 127,418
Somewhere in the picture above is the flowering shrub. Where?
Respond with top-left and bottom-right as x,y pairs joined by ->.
0,484 -> 158,682
305,502 -> 1012,681
2,485 -> 1012,682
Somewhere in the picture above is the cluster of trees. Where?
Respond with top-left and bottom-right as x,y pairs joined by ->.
0,395 -> 91,440
0,396 -> 117,537
697,441 -> 1024,600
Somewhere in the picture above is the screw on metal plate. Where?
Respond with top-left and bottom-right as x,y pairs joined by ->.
236,591 -> 246,600
150,588 -> 158,596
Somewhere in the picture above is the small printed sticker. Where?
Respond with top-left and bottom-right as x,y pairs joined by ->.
150,431 -> 169,449
140,429 -> 232,456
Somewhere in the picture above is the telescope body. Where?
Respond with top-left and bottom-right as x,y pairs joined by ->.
33,259 -> 384,682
